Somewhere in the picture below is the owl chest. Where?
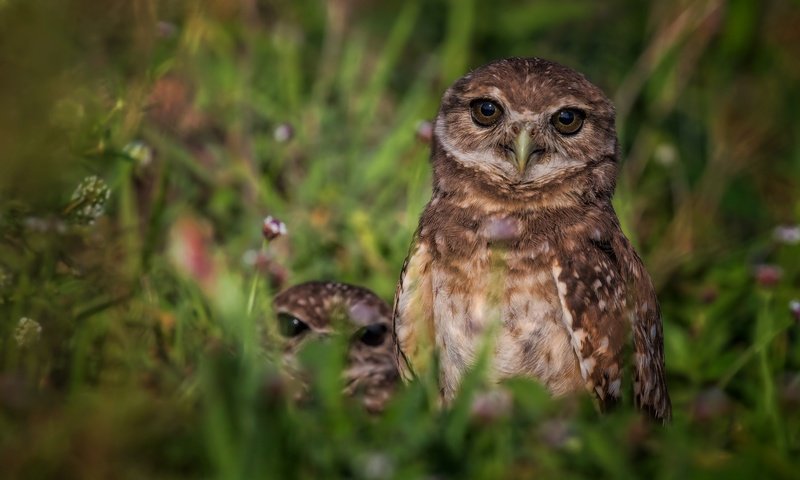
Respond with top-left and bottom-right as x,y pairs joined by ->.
429,236 -> 583,398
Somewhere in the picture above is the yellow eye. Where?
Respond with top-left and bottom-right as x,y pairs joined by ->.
551,108 -> 585,135
470,99 -> 503,126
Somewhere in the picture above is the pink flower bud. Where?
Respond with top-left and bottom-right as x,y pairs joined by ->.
754,264 -> 782,287
416,120 -> 433,143
168,217 -> 216,290
690,387 -> 732,423
470,388 -> 512,424
700,286 -> 718,304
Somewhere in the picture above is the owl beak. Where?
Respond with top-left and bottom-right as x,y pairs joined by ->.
507,129 -> 544,173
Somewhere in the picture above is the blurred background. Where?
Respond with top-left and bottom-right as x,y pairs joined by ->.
0,0 -> 799,478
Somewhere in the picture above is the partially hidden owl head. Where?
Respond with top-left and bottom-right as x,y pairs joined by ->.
272,281 -> 398,412
434,57 -> 618,198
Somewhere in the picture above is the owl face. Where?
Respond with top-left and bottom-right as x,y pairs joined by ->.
273,281 -> 391,353
272,281 -> 398,411
435,57 -> 617,191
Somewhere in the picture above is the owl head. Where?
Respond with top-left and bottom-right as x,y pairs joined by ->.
272,281 -> 398,411
433,57 -> 618,201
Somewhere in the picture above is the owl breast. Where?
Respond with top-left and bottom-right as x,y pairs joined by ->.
429,215 -> 584,401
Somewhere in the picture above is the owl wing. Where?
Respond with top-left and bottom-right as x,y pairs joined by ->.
611,233 -> 672,422
553,239 -> 627,413
554,232 -> 671,422
392,235 -> 435,382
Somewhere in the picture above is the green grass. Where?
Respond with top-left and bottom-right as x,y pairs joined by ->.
1,0 -> 799,478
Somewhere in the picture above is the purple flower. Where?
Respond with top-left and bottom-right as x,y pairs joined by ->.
774,225 -> 800,245
263,215 -> 287,241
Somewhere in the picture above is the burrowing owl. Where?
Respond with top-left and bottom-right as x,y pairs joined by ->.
393,57 -> 671,422
273,281 -> 398,412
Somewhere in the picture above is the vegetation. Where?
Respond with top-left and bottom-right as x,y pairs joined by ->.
1,0 -> 799,478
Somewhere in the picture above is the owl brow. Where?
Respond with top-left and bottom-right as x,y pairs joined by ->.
469,86 -> 509,104
555,101 -> 591,113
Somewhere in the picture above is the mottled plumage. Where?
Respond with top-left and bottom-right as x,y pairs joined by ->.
393,57 -> 671,422
274,281 -> 398,412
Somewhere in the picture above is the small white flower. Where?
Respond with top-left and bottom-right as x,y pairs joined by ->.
242,249 -> 260,267
360,452 -> 394,480
14,317 -> 42,347
123,141 -> 153,168
790,300 -> 800,321
273,123 -> 294,143
654,143 -> 678,167
774,225 -> 800,245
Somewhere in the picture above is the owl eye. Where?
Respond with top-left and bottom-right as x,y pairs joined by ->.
277,312 -> 310,337
356,323 -> 388,347
551,108 -> 585,135
470,99 -> 503,127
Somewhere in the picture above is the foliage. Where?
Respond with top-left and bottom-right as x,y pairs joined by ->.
1,0 -> 799,478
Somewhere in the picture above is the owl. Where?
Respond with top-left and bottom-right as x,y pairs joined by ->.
273,281 -> 399,412
393,57 -> 671,422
